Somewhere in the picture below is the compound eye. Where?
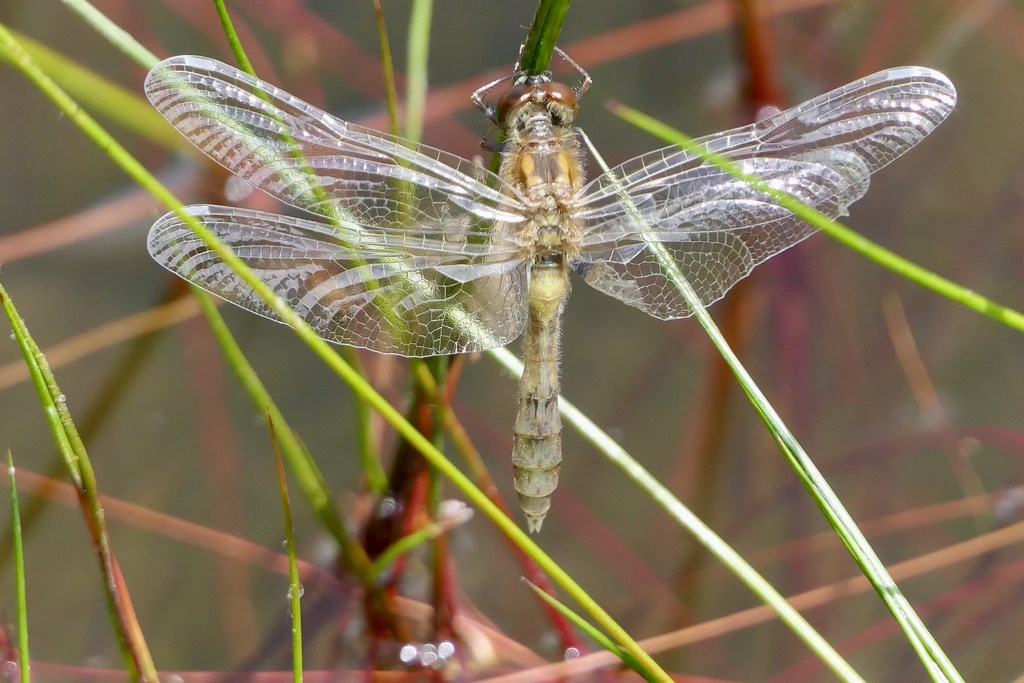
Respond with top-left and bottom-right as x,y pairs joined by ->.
542,81 -> 579,110
493,79 -> 580,128
494,83 -> 534,129
540,81 -> 579,125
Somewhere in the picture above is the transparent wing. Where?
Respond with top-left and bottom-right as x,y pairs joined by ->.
573,66 -> 957,319
150,205 -> 528,356
145,55 -> 529,230
146,55 -> 534,354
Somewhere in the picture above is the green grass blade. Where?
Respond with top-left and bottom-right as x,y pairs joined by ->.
404,0 -> 432,142
372,0 -> 401,136
220,3 -> 392,495
212,0 -> 255,75
0,25 -> 670,681
600,104 -> 965,681
342,347 -> 388,495
0,29 -> 170,142
194,293 -> 366,566
59,0 -> 158,66
268,419 -> 303,682
0,281 -> 158,680
204,0 -> 391,523
520,0 -> 572,74
6,451 -> 31,683
522,579 -> 647,676
367,506 -> 471,585
202,287 -> 407,637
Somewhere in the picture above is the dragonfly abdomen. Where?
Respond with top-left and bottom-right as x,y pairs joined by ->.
512,260 -> 569,533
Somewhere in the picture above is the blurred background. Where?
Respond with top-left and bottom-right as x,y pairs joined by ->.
1,0 -> 1022,680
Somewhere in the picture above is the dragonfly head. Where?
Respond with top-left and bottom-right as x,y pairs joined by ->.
495,78 -> 579,133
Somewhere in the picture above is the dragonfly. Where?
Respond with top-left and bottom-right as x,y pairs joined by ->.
145,53 -> 956,532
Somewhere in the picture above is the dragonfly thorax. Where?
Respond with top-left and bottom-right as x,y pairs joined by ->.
500,110 -> 584,262
503,114 -> 583,202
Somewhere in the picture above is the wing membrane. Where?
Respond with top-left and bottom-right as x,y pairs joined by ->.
575,66 -> 957,318
146,55 -> 535,355
150,205 -> 528,356
145,55 -> 528,232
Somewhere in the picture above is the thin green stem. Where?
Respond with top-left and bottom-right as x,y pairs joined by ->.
206,2 -> 389,499
0,282 -> 156,681
212,0 -> 255,74
7,452 -> 31,683
342,347 -> 387,495
372,0 -> 401,136
367,513 -> 467,584
404,0 -> 432,142
59,0 -> 158,65
269,419 -> 303,682
520,0 -> 572,74
523,579 -> 646,675
193,293 -> 365,568
195,291 -> 405,635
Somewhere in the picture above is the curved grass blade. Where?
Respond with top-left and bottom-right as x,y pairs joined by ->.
520,0 -> 572,75
367,505 -> 472,585
212,0 -> 255,75
404,0 -> 433,142
0,29 -> 170,143
268,417 -> 303,682
6,451 -> 31,683
194,294 -> 379,575
59,0 -> 157,66
522,578 -> 647,676
372,0 -> 401,136
215,5 -> 391,495
0,282 -> 158,680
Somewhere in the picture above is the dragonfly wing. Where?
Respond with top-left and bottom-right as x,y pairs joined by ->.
145,55 -> 528,232
146,55 -> 533,354
150,205 -> 528,356
574,67 -> 956,319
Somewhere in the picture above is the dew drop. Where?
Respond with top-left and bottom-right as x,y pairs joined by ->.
994,487 -> 1024,525
564,647 -> 580,661
223,176 -> 254,202
376,496 -> 399,519
437,640 -> 455,659
419,643 -> 438,667
399,644 -> 418,665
